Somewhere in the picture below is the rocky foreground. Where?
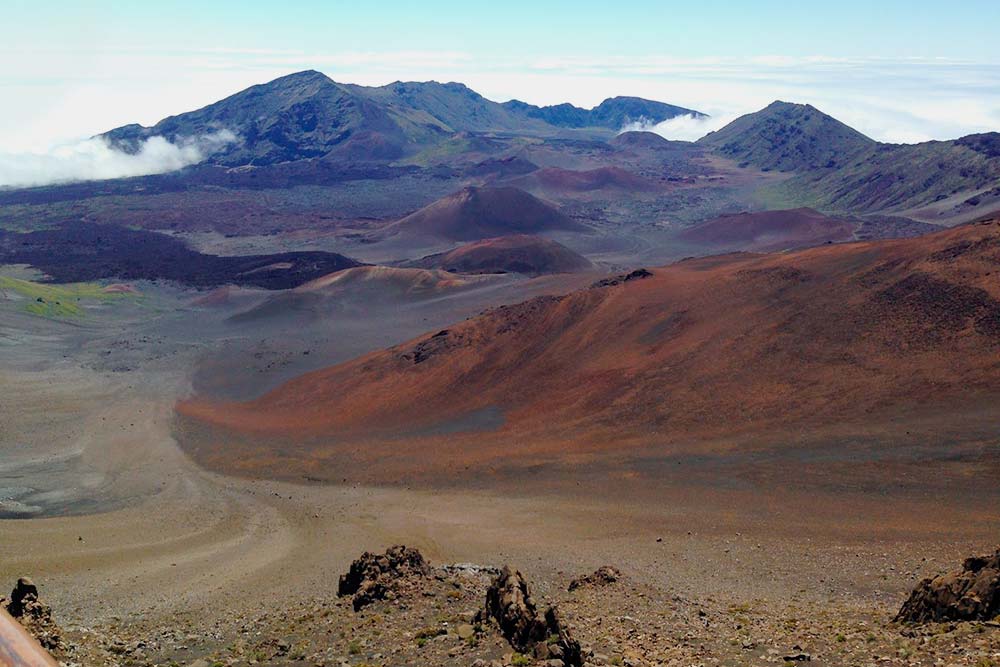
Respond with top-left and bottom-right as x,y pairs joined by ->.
6,547 -> 1000,667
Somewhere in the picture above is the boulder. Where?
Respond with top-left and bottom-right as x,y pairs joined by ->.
568,566 -> 621,592
476,566 -> 582,666
337,545 -> 430,611
1,577 -> 66,653
895,548 -> 1000,622
6,577 -> 38,617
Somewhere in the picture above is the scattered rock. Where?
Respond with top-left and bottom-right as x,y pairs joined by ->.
783,652 -> 812,662
476,566 -> 582,666
338,545 -> 430,611
568,566 -> 621,592
590,268 -> 653,289
895,548 -> 1000,622
1,577 -> 66,654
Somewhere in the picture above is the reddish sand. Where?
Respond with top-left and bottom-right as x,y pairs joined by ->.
382,186 -> 585,241
413,234 -> 592,275
295,265 -> 475,294
677,207 -> 857,252
178,219 -> 1000,483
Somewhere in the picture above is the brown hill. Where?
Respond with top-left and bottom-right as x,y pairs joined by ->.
410,235 -> 593,275
381,186 -> 586,241
178,219 -> 1000,480
506,166 -> 663,195
676,207 -> 857,252
609,131 -> 685,150
226,266 -> 492,324
297,265 -> 477,295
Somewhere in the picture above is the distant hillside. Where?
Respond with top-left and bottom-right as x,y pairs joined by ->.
610,131 -> 686,150
344,81 -> 548,135
701,101 -> 1000,222
178,219 -> 1000,481
781,134 -> 1000,220
103,71 -> 441,167
409,235 -> 593,275
676,208 -> 857,252
503,96 -> 705,130
382,186 -> 587,241
697,101 -> 876,171
0,221 -> 362,289
102,71 -> 702,167
505,166 -> 663,195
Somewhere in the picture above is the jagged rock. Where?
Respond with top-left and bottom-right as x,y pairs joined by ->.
568,566 -> 621,592
895,548 -> 1000,622
476,566 -> 582,666
590,268 -> 653,289
478,566 -> 545,650
337,545 -> 430,611
6,577 -> 38,617
1,577 -> 66,654
783,653 -> 812,662
543,606 -> 582,667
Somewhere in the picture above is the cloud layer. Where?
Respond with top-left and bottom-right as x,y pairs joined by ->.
0,130 -> 235,188
621,113 -> 740,142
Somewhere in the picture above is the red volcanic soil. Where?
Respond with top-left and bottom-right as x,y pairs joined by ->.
677,207 -> 857,252
295,265 -> 481,296
507,166 -> 663,194
411,234 -> 593,275
381,186 -> 586,241
178,219 -> 1000,482
224,266 -> 491,324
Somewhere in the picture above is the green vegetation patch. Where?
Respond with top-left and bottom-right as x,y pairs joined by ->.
0,276 -> 136,319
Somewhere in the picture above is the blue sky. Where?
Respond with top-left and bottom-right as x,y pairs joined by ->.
8,1 -> 1000,60
2,0 -> 1000,152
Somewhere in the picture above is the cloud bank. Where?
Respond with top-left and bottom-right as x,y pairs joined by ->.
0,130 -> 235,188
620,113 -> 740,142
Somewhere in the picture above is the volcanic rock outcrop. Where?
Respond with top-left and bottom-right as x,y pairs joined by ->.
476,566 -> 582,666
1,577 -> 66,654
568,566 -> 621,592
337,545 -> 430,611
895,548 -> 1000,623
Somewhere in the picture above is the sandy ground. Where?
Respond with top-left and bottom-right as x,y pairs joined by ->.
1,281 -> 999,666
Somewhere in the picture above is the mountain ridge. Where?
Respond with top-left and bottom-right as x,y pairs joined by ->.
697,101 -> 876,171
102,70 -> 704,168
701,101 -> 1000,220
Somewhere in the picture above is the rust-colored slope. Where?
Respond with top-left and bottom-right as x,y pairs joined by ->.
381,186 -> 586,241
295,265 -> 477,295
676,207 -> 857,252
178,219 -> 1000,479
411,235 -> 593,275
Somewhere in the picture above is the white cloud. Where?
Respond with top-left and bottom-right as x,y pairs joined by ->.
620,113 -> 741,142
0,130 -> 235,188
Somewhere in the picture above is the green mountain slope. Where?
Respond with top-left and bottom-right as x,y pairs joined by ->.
697,101 -> 876,171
